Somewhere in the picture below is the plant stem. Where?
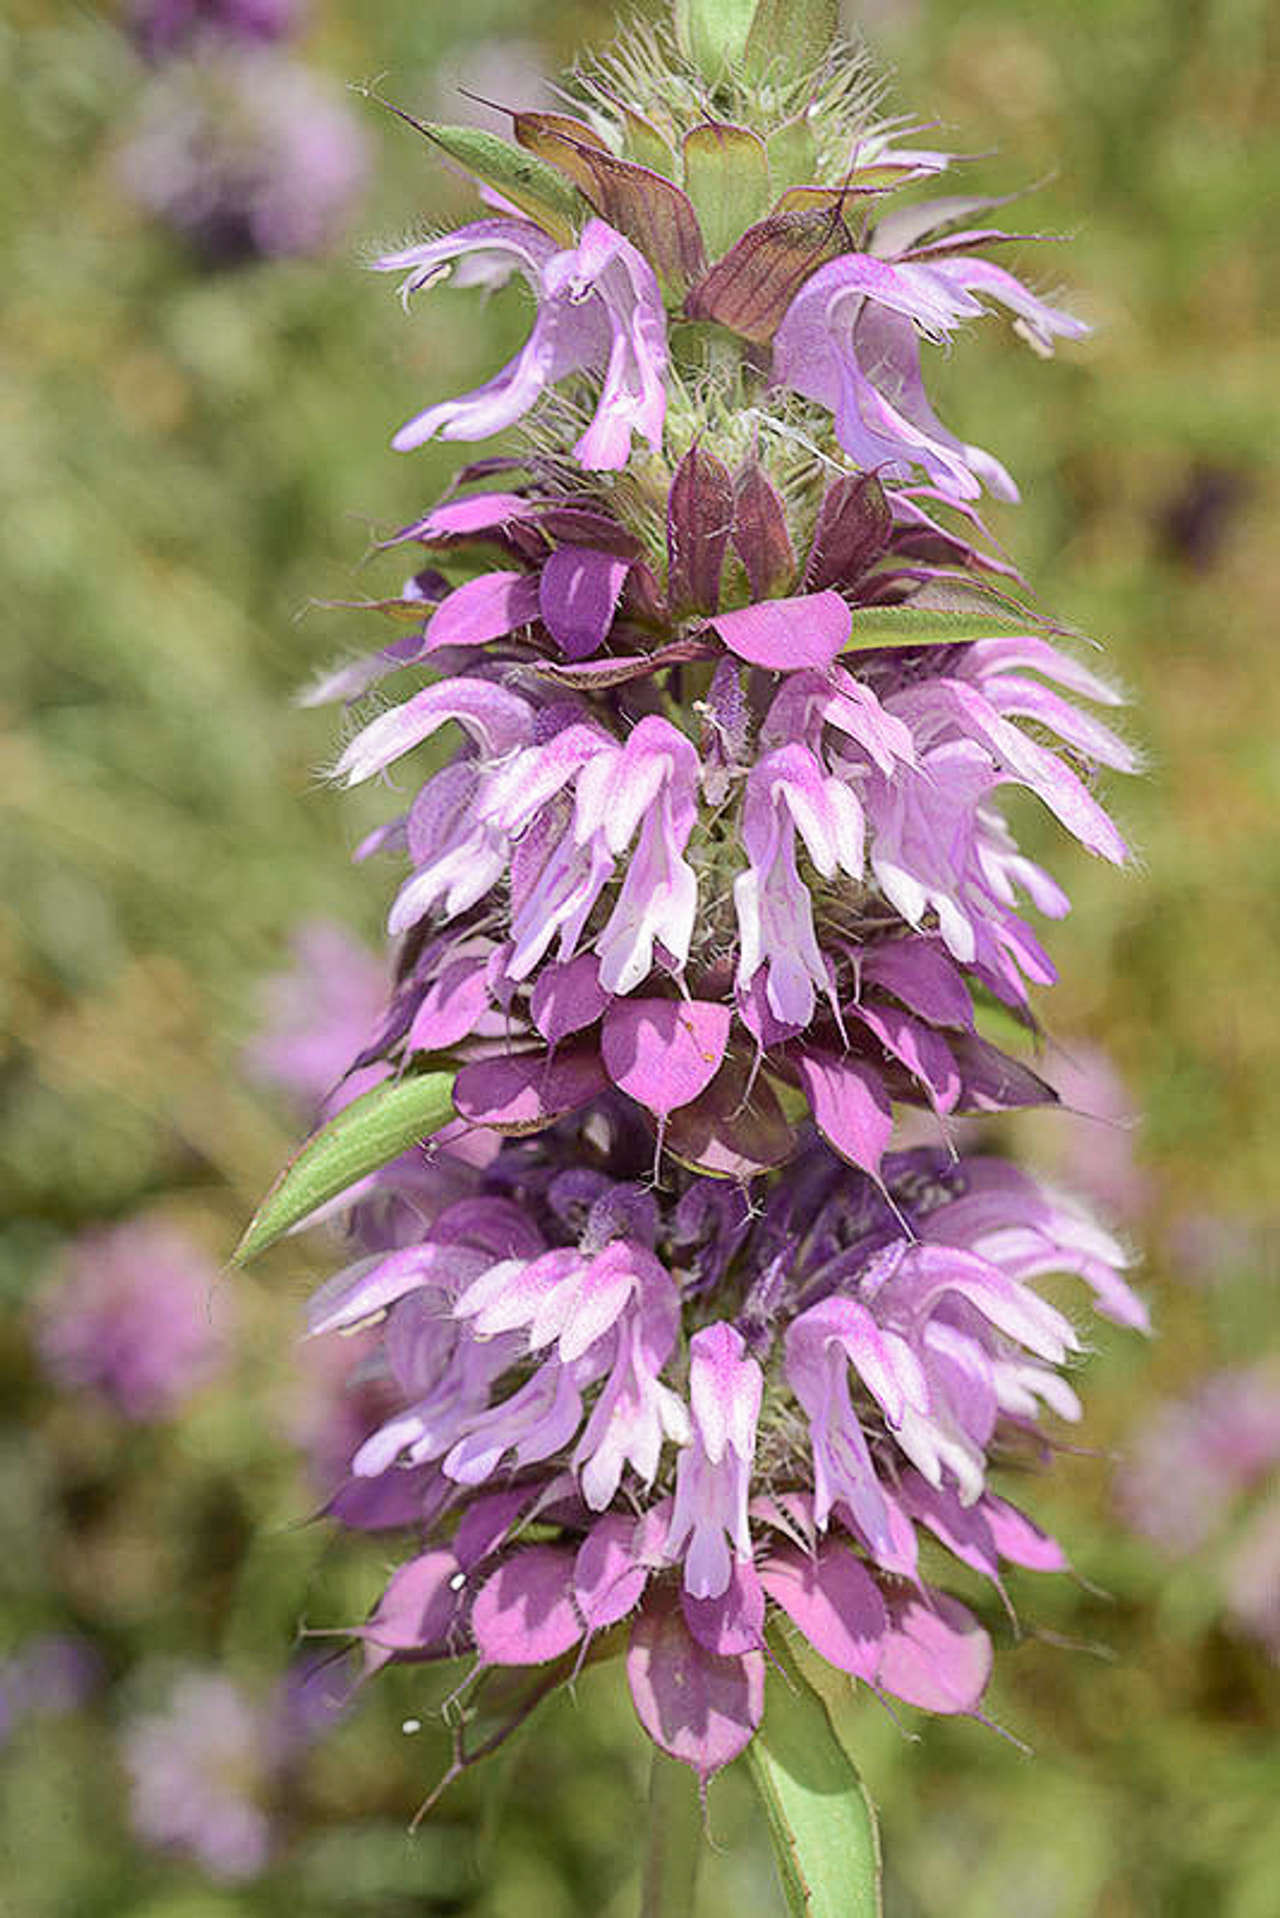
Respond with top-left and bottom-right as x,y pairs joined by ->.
640,1750 -> 703,1918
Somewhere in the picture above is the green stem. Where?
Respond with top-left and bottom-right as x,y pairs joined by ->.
640,1750 -> 703,1918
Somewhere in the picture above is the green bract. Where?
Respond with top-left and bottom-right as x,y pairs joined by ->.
233,1070 -> 456,1265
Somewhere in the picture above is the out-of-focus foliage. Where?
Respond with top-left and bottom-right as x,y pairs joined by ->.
1,0 -> 1277,1912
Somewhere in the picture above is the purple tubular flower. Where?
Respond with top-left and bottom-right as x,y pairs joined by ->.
668,1324 -> 763,1599
773,252 -> 1088,503
35,1219 -> 232,1421
274,2 -> 1143,1793
378,217 -> 667,469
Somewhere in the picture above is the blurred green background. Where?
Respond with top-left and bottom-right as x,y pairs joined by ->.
2,0 -> 1278,1912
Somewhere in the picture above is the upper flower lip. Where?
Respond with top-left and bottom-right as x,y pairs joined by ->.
376,217 -> 668,472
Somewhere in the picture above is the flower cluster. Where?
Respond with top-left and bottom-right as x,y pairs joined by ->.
283,2 -> 1140,1785
309,1108 -> 1141,1777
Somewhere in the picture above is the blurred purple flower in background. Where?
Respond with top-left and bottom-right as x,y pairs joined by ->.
122,1658 -> 346,1880
1026,1041 -> 1149,1224
0,1635 -> 103,1747
1117,1366 -> 1280,1555
35,1218 -> 232,1421
128,0 -> 303,62
117,49 -> 369,264
1118,1365 -> 1280,1659
247,918 -> 389,1118
1222,1500 -> 1280,1660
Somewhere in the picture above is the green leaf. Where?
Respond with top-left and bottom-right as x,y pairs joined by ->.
744,0 -> 839,82
683,123 -> 772,260
844,605 -> 1041,651
674,0 -> 758,76
374,99 -> 587,247
232,1071 -> 456,1265
743,1634 -> 882,1918
641,1753 -> 703,1917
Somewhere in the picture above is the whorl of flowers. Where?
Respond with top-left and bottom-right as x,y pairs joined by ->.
289,3 -> 1142,1786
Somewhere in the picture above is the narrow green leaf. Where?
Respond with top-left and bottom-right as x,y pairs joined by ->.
233,1071 -> 456,1265
743,1635 -> 882,1918
844,605 -> 1040,650
744,0 -> 839,82
674,0 -> 758,76
373,98 -> 587,246
683,123 -> 772,260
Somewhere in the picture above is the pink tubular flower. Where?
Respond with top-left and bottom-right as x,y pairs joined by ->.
377,217 -> 667,469
668,1324 -> 763,1599
773,248 -> 1089,504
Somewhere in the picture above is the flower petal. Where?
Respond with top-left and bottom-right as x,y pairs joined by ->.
425,572 -> 540,652
794,1048 -> 894,1179
627,1590 -> 764,1779
710,591 -> 851,672
875,1588 -> 992,1715
453,1044 -> 609,1134
601,999 -> 733,1118
471,1546 -> 584,1666
538,546 -> 631,662
759,1544 -> 887,1681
